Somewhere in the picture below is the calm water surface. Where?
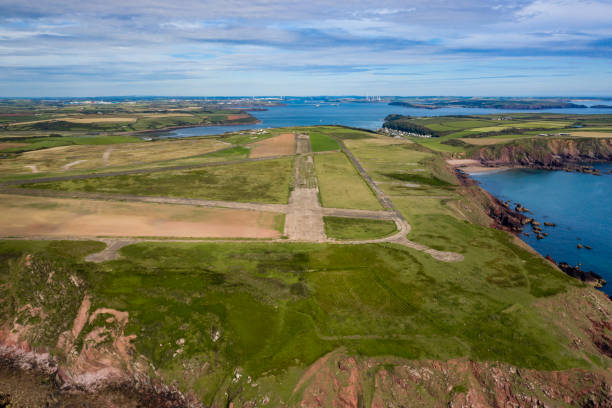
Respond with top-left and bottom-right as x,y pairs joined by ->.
473,164 -> 612,295
157,101 -> 612,137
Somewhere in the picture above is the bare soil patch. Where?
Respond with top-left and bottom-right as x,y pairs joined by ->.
0,142 -> 26,150
446,159 -> 508,174
62,160 -> 88,170
227,114 -> 250,120
446,159 -> 481,166
24,165 -> 39,173
0,194 -> 282,239
461,137 -> 516,145
249,133 -> 295,158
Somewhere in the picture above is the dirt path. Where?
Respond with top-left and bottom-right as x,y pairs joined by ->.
85,239 -> 138,262
337,139 -> 400,213
284,188 -> 326,241
295,134 -> 310,154
62,160 -> 87,170
102,148 -> 114,165
24,165 -> 39,173
284,135 -> 326,241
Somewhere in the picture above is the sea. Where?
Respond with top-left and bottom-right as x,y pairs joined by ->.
155,99 -> 612,137
156,100 -> 612,294
473,165 -> 612,295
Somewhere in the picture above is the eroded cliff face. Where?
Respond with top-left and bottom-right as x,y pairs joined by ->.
475,138 -> 612,168
292,354 -> 611,408
0,254 -> 198,407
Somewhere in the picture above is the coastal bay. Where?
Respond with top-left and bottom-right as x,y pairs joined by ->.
473,163 -> 612,294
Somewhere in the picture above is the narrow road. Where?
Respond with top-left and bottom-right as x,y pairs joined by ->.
284,134 -> 326,241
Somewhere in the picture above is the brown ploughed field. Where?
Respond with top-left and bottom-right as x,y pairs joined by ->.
248,133 -> 295,158
0,194 -> 283,238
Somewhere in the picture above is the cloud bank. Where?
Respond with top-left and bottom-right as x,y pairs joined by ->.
0,0 -> 610,96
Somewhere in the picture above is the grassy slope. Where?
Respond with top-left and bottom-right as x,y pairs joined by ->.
314,152 -> 382,210
323,216 -> 397,240
0,238 -> 590,405
27,157 -> 294,204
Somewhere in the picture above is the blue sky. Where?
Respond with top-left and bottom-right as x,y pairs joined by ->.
0,0 -> 611,96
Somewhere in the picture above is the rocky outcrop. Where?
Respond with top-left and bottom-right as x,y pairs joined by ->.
456,169 -> 528,233
475,137 -> 612,169
544,255 -> 607,288
0,254 -> 201,407
291,352 -> 611,408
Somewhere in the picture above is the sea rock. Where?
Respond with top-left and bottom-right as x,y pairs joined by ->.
556,262 -> 606,288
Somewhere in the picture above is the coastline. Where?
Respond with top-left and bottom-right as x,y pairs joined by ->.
124,118 -> 262,137
446,159 -> 512,174
451,158 -> 611,290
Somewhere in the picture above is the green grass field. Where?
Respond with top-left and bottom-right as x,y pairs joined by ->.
0,237 -> 589,404
308,132 -> 340,152
324,216 -> 397,240
314,152 -> 382,210
27,157 -> 294,204
0,135 -> 143,153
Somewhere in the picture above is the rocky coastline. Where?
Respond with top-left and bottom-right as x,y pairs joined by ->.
474,137 -> 612,172
457,144 -> 612,290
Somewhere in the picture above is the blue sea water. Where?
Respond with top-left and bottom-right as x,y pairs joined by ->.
156,101 -> 612,138
473,165 -> 612,294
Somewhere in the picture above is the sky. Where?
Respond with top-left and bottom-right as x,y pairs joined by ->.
0,0 -> 611,97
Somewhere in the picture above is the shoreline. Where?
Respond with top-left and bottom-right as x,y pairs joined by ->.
451,159 -> 610,290
124,118 -> 262,137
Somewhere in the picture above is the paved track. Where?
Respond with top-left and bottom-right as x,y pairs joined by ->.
1,134 -> 463,263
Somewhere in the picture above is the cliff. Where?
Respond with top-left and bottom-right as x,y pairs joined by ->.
474,137 -> 612,169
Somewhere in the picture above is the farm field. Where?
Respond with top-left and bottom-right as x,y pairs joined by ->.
0,100 -> 257,135
570,131 -> 612,137
323,216 -> 397,240
0,137 -> 230,174
0,194 -> 284,238
308,131 -> 340,152
23,157 -> 295,204
383,113 -> 612,153
314,152 -> 382,210
248,132 -> 295,158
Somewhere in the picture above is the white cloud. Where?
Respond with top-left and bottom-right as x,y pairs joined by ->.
516,0 -> 612,27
